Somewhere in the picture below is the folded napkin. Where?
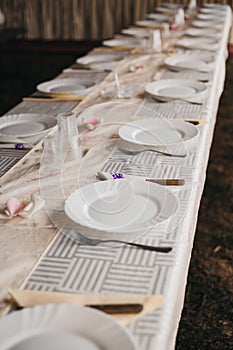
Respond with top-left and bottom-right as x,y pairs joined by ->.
0,194 -> 44,220
8,289 -> 164,325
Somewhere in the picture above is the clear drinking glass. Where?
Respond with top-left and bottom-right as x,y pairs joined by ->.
56,112 -> 82,164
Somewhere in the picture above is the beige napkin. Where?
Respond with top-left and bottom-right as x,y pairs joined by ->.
22,96 -> 84,102
8,289 -> 164,325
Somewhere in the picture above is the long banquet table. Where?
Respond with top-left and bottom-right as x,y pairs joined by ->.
0,4 -> 232,350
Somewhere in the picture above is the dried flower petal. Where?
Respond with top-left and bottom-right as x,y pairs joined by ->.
6,198 -> 26,217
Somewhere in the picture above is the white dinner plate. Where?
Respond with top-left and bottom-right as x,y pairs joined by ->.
162,3 -> 182,10
118,118 -> 199,147
36,79 -> 95,96
177,37 -> 219,51
191,20 -> 223,29
135,20 -> 161,27
121,28 -> 151,38
76,52 -> 123,65
200,7 -> 226,14
155,6 -> 175,14
65,179 -> 179,234
0,113 -> 57,137
145,79 -> 207,101
76,52 -> 128,71
202,4 -> 227,11
185,27 -> 221,38
164,54 -> 210,71
196,13 -> 225,22
102,38 -> 138,48
146,13 -> 171,22
0,304 -> 137,350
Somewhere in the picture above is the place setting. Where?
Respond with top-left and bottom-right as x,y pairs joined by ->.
200,4 -> 228,14
0,278 -> 166,350
0,113 -> 57,149
75,51 -> 130,71
102,36 -> 140,50
196,13 -> 225,22
160,2 -> 183,11
121,27 -> 151,38
144,78 -> 208,104
60,112 -> 200,245
0,303 -> 139,350
23,74 -> 100,102
162,53 -> 214,81
190,19 -> 223,30
176,36 -> 220,51
115,116 -> 201,167
118,118 -> 199,151
146,13 -> 172,23
36,78 -> 96,99
184,27 -> 221,39
163,53 -> 213,72
62,176 -> 179,252
64,158 -> 180,236
37,103 -> 182,247
135,19 -> 164,28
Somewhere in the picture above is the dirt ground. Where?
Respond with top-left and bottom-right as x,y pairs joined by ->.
176,52 -> 233,350
0,45 -> 232,350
